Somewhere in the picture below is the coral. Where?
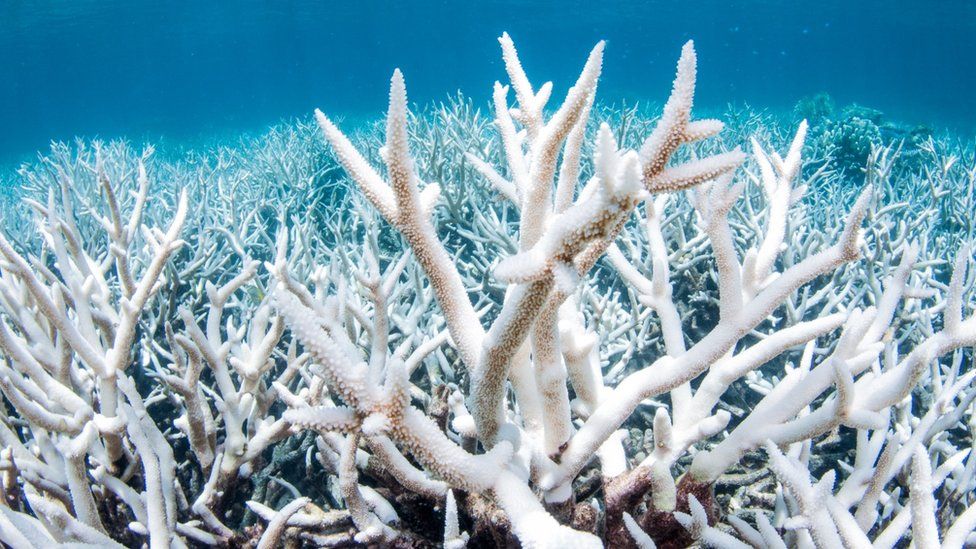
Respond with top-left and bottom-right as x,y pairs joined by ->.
793,92 -> 835,127
820,114 -> 883,173
842,104 -> 886,125
801,98 -> 940,176
0,34 -> 974,549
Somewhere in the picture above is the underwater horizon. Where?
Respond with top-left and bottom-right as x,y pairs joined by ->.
2,0 -> 975,167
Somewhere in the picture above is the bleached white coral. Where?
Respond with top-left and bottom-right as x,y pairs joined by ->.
0,31 -> 972,549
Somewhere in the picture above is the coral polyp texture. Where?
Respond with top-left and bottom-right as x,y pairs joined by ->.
0,34 -> 975,549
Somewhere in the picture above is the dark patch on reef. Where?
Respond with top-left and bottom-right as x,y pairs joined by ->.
794,92 -> 936,175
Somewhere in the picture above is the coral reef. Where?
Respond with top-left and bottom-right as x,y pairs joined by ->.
819,113 -> 883,172
796,95 -> 940,176
793,92 -> 835,128
0,34 -> 974,548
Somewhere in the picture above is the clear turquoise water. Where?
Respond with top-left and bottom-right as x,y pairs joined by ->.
2,1 -> 974,165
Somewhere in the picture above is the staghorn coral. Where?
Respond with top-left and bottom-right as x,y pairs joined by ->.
0,34 -> 973,549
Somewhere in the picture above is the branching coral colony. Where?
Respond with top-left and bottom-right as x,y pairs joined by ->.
0,34 -> 975,549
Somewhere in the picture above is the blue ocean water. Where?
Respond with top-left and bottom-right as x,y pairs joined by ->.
1,1 -> 974,166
